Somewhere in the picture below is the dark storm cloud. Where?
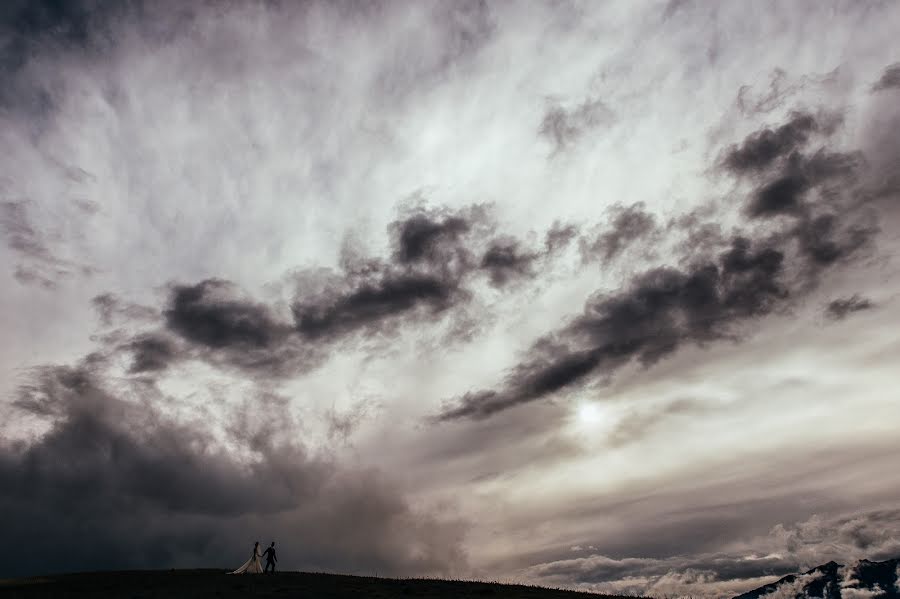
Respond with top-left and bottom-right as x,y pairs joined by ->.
0,0 -> 134,116
795,213 -> 874,269
165,279 -> 290,351
721,112 -> 820,175
390,210 -> 472,265
668,209 -> 728,258
0,365 -> 467,577
825,295 -> 874,320
125,333 -> 178,373
539,96 -> 614,152
872,63 -> 900,92
293,204 -> 568,339
0,0 -> 118,49
439,106 -> 887,421
0,0 -> 88,78
718,110 -> 863,221
750,173 -> 810,217
746,150 -> 862,219
291,206 -> 490,341
292,271 -> 466,341
480,238 -> 541,287
125,206 -> 559,375
580,203 -> 658,263
440,235 -> 789,420
161,278 -> 320,377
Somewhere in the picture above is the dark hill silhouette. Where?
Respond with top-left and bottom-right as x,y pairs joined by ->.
0,569 -> 645,599
732,557 -> 900,599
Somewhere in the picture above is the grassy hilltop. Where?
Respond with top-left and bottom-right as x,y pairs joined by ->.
0,569 -> 642,599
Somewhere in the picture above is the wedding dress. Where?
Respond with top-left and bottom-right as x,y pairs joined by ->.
230,544 -> 264,574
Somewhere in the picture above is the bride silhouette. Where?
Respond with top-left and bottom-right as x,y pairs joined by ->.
230,541 -> 264,574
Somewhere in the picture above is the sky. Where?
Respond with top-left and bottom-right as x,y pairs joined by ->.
1,0 -> 900,596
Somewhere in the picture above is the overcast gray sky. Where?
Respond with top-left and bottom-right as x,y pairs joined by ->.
2,1 -> 900,596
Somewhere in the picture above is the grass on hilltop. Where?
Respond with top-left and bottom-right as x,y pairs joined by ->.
0,569 -> 651,599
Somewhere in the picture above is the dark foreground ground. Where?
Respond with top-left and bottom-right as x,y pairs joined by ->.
0,570 -> 638,599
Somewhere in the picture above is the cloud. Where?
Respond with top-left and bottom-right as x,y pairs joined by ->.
721,112 -> 821,175
325,399 -> 375,443
166,278 -> 292,351
0,200 -> 94,288
580,203 -> 658,264
390,209 -> 474,266
759,570 -> 826,599
544,222 -> 579,253
520,552 -> 799,599
764,510 -> 900,567
290,206 -> 489,342
91,293 -> 158,326
735,68 -> 839,117
439,234 -> 791,420
604,397 -> 711,448
153,209 -> 478,371
291,271 -> 466,341
438,103 -> 890,421
746,150 -> 862,220
825,295 -> 874,320
839,561 -> 889,599
737,69 -> 798,116
0,364 -> 467,577
88,204 -> 569,378
871,63 -> 900,92
718,110 -> 860,223
539,96 -> 614,153
163,278 -> 316,377
0,201 -> 56,262
480,238 -> 541,287
125,333 -> 179,373
518,508 -> 900,599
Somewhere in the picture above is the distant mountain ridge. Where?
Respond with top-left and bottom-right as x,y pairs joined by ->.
732,557 -> 900,599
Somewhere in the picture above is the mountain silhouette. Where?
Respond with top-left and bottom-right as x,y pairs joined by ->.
733,557 -> 900,599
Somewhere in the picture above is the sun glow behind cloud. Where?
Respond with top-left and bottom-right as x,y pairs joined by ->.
574,401 -> 606,427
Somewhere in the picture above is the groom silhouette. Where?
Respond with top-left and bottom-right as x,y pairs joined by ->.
263,541 -> 277,573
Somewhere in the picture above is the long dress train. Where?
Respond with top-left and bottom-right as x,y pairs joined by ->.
230,545 -> 264,574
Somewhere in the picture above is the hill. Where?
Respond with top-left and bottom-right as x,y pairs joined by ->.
732,557 -> 900,599
0,569 -> 639,599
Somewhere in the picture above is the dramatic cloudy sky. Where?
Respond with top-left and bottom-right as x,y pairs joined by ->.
2,0 -> 900,596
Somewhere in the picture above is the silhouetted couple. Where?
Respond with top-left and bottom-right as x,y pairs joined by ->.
229,541 -> 277,574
